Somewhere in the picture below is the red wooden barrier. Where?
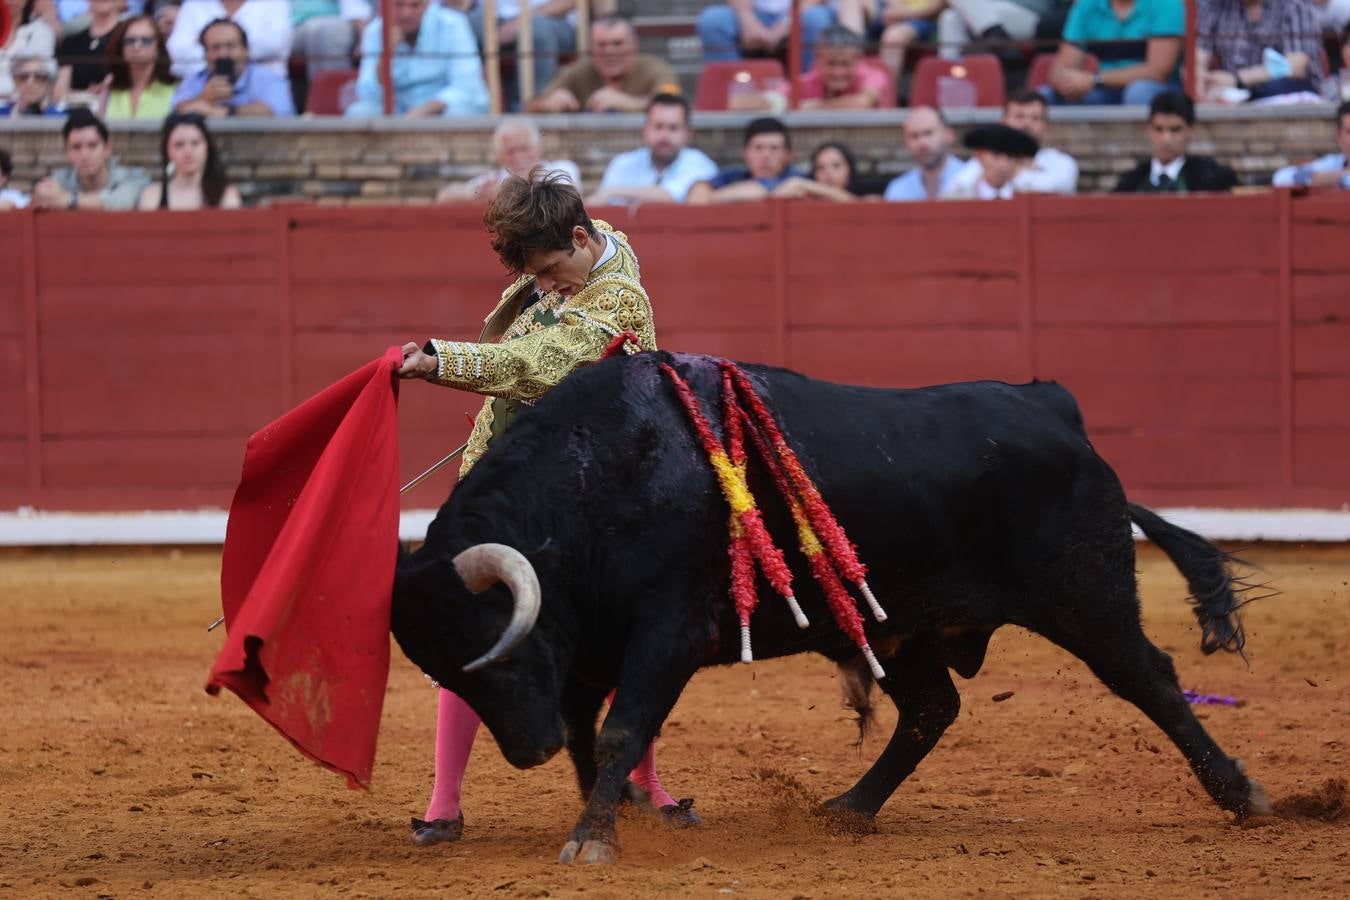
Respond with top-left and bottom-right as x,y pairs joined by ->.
2,194 -> 1347,514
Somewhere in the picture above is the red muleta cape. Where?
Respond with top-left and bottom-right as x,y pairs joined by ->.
208,347 -> 403,789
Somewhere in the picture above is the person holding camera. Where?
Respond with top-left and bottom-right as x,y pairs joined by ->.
170,17 -> 294,117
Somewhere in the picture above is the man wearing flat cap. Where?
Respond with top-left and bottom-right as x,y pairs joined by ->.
941,123 -> 1039,199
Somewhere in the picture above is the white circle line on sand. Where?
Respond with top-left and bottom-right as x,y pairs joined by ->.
0,507 -> 1348,546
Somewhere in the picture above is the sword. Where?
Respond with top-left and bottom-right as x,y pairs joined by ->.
206,440 -> 470,633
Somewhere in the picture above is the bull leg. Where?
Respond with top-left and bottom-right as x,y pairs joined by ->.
821,639 -> 960,828
557,640 -> 700,865
1041,621 -> 1270,818
560,678 -> 608,800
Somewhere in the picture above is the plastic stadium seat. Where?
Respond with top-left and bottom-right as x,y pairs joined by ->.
909,54 -> 1006,109
305,68 -> 359,116
1027,51 -> 1099,92
694,59 -> 788,111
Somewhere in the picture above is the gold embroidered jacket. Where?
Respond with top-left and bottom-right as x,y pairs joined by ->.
425,220 -> 657,477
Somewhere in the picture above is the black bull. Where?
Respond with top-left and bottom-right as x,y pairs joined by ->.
391,351 -> 1268,864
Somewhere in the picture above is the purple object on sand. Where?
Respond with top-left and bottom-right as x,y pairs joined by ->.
1183,689 -> 1241,706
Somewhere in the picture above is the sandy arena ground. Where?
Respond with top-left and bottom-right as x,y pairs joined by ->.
1,543 -> 1347,898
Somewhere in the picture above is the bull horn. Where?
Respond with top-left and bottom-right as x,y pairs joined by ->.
453,543 -> 541,673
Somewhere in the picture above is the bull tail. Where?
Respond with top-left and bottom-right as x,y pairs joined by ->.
1127,503 -> 1268,659
839,661 -> 875,747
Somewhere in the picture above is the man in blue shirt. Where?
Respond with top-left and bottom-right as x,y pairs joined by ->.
172,18 -> 296,118
687,116 -> 801,204
1273,101 -> 1350,190
345,0 -> 487,117
1041,0 -> 1183,106
884,106 -> 965,201
588,93 -> 718,206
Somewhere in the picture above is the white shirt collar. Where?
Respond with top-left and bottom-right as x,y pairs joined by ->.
975,178 -> 1015,200
591,233 -> 617,272
1150,156 -> 1186,185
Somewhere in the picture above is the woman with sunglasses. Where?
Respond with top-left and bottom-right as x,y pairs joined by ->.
137,112 -> 240,210
0,0 -> 56,103
101,15 -> 177,120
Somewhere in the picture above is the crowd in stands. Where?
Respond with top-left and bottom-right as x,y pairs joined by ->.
2,0 -> 1349,211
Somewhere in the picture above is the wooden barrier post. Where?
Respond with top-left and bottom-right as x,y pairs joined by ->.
379,0 -> 394,115
485,0 -> 502,114
576,0 -> 590,58
519,2 -> 535,106
787,0 -> 802,109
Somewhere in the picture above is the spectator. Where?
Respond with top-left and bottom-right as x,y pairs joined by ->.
698,0 -> 836,73
1313,0 -> 1350,34
1043,0 -> 1182,106
870,0 -> 944,87
1,0 -> 58,104
138,111 -> 240,208
768,139 -> 879,201
149,0 -> 179,40
0,146 -> 29,209
687,115 -> 801,204
31,108 -> 150,209
798,23 -> 891,109
586,93 -> 717,206
463,0 -> 576,109
884,106 -> 964,200
948,90 -> 1079,194
1272,100 -> 1350,188
436,116 -> 578,203
1197,0 -> 1325,103
346,0 -> 486,117
291,0 -> 368,84
942,123 -> 1040,198
1113,90 -> 1237,192
937,0 -> 1048,62
527,15 -> 679,114
101,15 -> 176,120
2,53 -> 61,115
53,0 -> 119,103
168,0 -> 292,79
172,18 -> 295,118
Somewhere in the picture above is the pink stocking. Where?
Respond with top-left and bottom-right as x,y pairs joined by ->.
424,688 -> 480,822
605,690 -> 676,809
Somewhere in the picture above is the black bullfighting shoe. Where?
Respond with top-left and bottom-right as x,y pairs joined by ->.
410,814 -> 464,846
659,798 -> 702,829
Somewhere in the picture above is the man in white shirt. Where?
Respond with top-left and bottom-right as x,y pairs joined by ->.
587,93 -> 718,206
942,123 -> 1039,199
168,0 -> 294,78
946,89 -> 1078,197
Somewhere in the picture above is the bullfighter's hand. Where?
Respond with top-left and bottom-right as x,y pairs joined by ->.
398,342 -> 438,379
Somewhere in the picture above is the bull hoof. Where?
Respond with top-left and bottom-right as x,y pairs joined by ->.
558,839 -> 618,865
410,815 -> 464,847
1234,759 -> 1273,818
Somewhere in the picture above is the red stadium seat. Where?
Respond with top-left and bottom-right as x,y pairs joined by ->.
1027,51 -> 1099,92
305,68 -> 359,116
694,59 -> 788,111
909,54 -> 1006,109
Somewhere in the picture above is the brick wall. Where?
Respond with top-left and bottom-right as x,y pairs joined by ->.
0,105 -> 1341,204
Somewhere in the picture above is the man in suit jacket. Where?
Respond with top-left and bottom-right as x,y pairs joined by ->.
1114,91 -> 1237,193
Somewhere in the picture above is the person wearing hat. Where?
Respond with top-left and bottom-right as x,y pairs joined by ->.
941,122 -> 1039,199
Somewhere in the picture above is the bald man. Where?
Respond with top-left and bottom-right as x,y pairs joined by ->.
883,107 -> 965,201
436,116 -> 580,204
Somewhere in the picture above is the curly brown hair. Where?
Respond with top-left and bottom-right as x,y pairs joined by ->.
483,167 -> 596,275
